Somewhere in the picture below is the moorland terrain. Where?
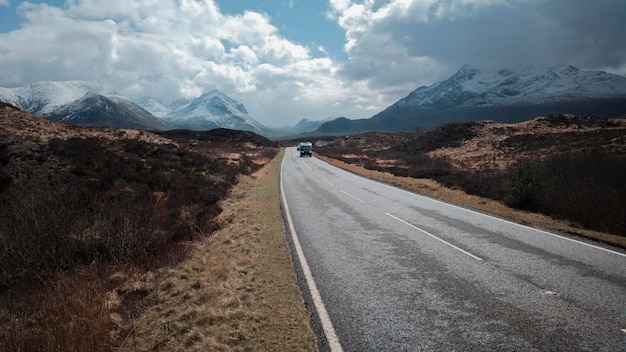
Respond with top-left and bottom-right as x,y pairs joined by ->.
314,114 -> 626,243
0,102 -> 318,351
1,100 -> 625,350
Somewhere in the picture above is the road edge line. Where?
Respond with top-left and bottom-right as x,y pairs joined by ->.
318,157 -> 625,258
280,151 -> 344,352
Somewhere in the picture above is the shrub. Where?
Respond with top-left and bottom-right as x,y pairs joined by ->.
0,142 -> 11,192
495,152 -> 625,236
317,138 -> 625,237
1,271 -> 112,352
0,135 -> 240,286
505,160 -> 545,211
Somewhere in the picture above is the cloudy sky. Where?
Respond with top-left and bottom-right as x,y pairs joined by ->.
1,0 -> 625,126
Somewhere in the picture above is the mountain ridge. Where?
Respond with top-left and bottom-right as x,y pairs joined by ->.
317,65 -> 626,135
0,81 -> 101,115
0,82 -> 282,137
44,93 -> 172,130
157,90 -> 273,136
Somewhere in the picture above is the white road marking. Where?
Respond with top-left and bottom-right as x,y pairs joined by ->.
333,161 -> 626,259
281,156 -> 344,352
340,190 -> 365,203
385,212 -> 484,261
301,160 -> 313,171
322,178 -> 334,186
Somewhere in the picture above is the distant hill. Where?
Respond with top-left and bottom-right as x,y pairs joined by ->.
0,81 -> 100,115
0,82 -> 280,136
155,90 -> 272,136
317,65 -> 626,135
44,93 -> 172,130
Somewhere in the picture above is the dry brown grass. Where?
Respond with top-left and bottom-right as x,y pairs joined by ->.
0,271 -> 112,351
0,103 -> 174,145
124,149 -> 318,351
2,104 -> 309,351
316,154 -> 626,249
427,116 -> 626,171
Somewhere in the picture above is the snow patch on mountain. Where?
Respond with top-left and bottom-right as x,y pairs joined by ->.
44,93 -> 171,130
135,97 -> 170,117
0,81 -> 103,115
159,90 -> 268,134
318,65 -> 626,134
402,65 -> 626,109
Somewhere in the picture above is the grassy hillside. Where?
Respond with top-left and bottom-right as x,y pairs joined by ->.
1,103 -> 315,350
315,114 -> 626,242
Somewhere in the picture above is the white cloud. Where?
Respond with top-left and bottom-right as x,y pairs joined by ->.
0,0 -> 375,125
330,0 -> 626,89
1,0 -> 625,126
0,0 -> 9,7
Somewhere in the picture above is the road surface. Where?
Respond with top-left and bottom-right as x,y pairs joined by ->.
280,148 -> 626,352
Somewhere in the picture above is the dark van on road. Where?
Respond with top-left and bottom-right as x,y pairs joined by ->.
298,142 -> 313,157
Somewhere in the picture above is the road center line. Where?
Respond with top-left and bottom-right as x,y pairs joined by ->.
340,190 -> 365,203
385,212 -> 484,261
322,178 -> 334,186
318,156 -> 626,258
373,179 -> 626,258
281,156 -> 344,352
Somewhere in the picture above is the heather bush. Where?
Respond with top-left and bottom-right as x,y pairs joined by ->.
503,153 -> 625,235
0,124 -> 277,350
318,140 -> 625,237
0,136 -> 239,286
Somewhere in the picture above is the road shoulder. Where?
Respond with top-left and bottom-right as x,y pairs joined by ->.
128,148 -> 318,351
316,154 -> 626,249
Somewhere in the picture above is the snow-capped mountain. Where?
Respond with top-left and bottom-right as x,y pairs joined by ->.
0,81 -> 102,115
135,97 -> 195,118
160,90 -> 270,135
0,82 -> 276,136
44,93 -> 171,130
399,65 -> 626,109
318,65 -> 626,134
135,97 -> 171,118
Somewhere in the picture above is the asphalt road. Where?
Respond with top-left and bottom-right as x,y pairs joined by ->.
280,148 -> 626,352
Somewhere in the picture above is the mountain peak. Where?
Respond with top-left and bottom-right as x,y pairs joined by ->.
161,90 -> 267,134
199,89 -> 226,99
406,65 -> 626,109
457,64 -> 481,75
0,81 -> 102,115
323,65 -> 626,133
449,64 -> 481,82
42,92 -> 171,130
187,89 -> 248,116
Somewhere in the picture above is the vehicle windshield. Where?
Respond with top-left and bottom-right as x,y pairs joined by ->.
301,145 -> 312,151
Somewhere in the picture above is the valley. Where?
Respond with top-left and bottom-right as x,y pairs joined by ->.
2,65 -> 626,139
1,63 -> 626,350
1,101 -> 625,350
0,102 -> 314,350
